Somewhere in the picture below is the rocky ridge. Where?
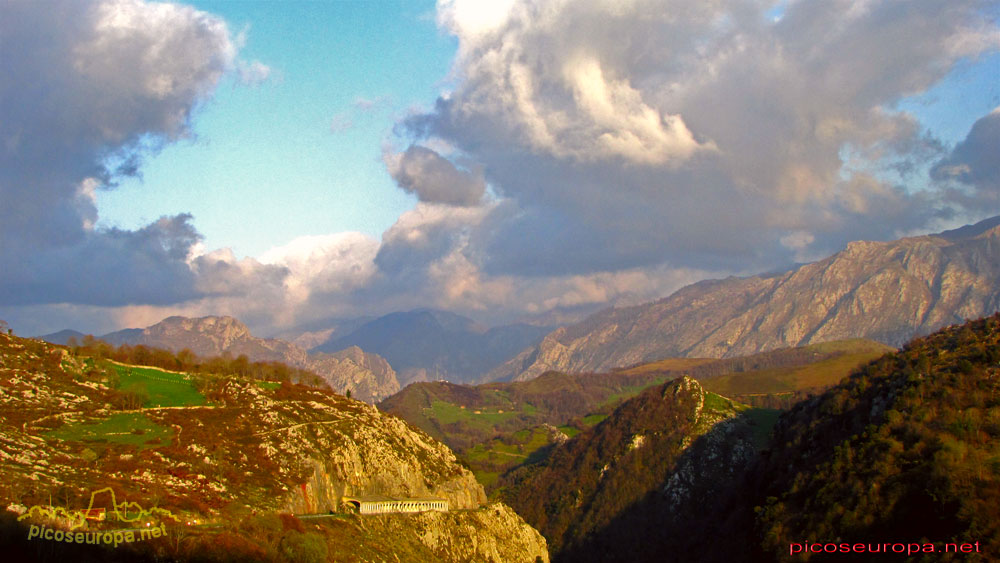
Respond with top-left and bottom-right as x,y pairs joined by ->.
492,217 -> 1000,381
498,376 -> 762,560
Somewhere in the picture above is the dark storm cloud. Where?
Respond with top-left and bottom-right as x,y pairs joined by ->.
0,215 -> 200,307
386,145 -> 486,207
932,109 -> 1000,192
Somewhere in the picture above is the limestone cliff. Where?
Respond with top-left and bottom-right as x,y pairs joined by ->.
492,216 -> 1000,381
305,346 -> 400,403
318,502 -> 549,562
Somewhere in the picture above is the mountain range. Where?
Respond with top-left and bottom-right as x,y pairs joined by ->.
44,316 -> 400,403
490,216 -> 1000,381
38,217 -> 1000,395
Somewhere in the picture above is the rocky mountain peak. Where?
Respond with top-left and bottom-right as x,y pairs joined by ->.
492,216 -> 1000,381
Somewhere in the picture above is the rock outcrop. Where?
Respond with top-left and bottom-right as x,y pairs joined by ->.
321,502 -> 549,563
492,216 -> 1000,381
498,376 -> 761,560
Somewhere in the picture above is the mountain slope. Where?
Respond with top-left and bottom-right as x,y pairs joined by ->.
740,313 -> 1000,561
492,216 -> 1000,381
0,329 -> 548,562
379,369 -> 676,451
493,316 -> 999,562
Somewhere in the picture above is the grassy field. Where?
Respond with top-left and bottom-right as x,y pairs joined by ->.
45,412 -> 173,450
466,426 -> 555,487
557,413 -> 609,438
617,357 -> 716,375
429,399 -> 526,429
110,363 -> 206,408
698,340 -> 891,398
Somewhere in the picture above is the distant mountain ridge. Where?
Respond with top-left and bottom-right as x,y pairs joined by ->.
491,216 -> 1000,381
45,316 -> 400,403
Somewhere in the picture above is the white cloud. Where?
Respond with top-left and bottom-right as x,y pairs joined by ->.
236,60 -> 272,86
5,0 -> 1000,339
399,0 -> 999,280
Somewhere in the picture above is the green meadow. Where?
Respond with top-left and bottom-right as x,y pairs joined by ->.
45,412 -> 173,450
110,363 -> 206,408
698,340 -> 892,398
429,399 -> 529,430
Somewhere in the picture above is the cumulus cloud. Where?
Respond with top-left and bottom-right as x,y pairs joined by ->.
0,0 -> 271,311
259,233 -> 380,299
390,0 -> 1000,282
5,0 -> 1000,339
385,145 -> 487,206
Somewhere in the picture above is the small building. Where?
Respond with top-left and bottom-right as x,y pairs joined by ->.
342,495 -> 448,515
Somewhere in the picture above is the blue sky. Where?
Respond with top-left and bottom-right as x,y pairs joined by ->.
97,0 -> 457,259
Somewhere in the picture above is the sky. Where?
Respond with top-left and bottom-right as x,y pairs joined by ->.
1,0 -> 998,338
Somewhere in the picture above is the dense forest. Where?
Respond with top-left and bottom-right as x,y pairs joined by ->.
742,314 -> 1000,561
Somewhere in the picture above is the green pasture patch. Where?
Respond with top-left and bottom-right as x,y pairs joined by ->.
703,391 -> 736,413
699,345 -> 890,399
558,425 -> 581,438
429,400 -> 521,428
556,413 -> 607,438
111,363 -> 206,407
45,412 -> 173,450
